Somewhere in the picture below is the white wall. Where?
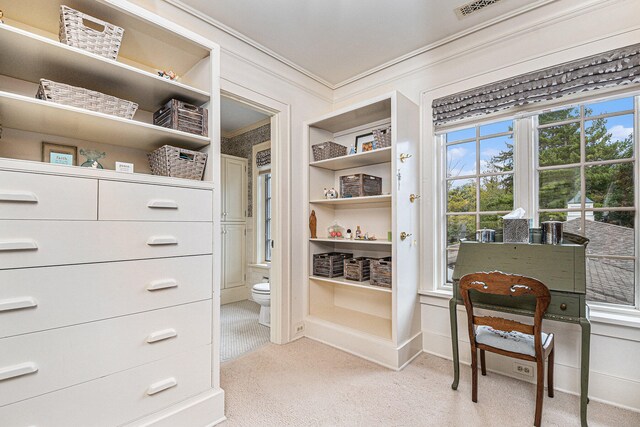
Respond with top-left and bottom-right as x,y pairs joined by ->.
332,0 -> 640,413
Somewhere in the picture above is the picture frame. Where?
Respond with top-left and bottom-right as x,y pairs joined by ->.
42,142 -> 77,166
355,132 -> 375,153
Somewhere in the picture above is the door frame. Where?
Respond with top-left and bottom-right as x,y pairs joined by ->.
220,80 -> 291,345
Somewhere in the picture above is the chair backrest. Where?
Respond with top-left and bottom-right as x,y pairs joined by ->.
459,271 -> 551,357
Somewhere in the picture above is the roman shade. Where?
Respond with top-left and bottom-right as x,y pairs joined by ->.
432,42 -> 640,126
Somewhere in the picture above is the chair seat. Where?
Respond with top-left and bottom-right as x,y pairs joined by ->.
475,326 -> 552,357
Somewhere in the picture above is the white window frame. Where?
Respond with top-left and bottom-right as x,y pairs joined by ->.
432,90 -> 640,318
252,141 -> 272,265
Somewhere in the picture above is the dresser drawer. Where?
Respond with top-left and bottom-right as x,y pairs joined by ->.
99,180 -> 213,222
547,293 -> 581,318
0,170 -> 97,220
0,255 -> 212,338
0,221 -> 212,269
0,300 -> 211,406
0,345 -> 211,426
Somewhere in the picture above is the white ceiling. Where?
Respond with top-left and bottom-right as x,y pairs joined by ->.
176,0 -> 550,86
220,96 -> 270,135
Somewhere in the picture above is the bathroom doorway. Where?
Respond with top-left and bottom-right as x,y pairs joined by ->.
218,92 -> 280,362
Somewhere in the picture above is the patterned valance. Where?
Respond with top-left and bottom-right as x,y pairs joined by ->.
432,43 -> 640,126
256,148 -> 271,167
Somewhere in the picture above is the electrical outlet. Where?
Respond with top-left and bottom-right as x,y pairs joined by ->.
296,323 -> 305,333
514,362 -> 533,377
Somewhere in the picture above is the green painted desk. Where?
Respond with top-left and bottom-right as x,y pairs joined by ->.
449,241 -> 590,427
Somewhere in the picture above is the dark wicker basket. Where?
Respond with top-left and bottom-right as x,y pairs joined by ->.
340,173 -> 382,198
312,141 -> 347,162
372,126 -> 391,149
370,257 -> 392,288
154,99 -> 208,137
148,145 -> 207,180
344,257 -> 371,282
313,252 -> 353,278
59,5 -> 124,60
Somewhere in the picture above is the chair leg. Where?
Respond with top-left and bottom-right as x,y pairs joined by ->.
548,347 -> 555,398
534,359 -> 545,427
480,349 -> 487,376
471,347 -> 478,403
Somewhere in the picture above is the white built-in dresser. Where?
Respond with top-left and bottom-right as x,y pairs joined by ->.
0,0 -> 224,425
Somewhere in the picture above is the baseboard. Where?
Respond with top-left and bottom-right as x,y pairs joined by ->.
127,388 -> 226,427
221,286 -> 249,305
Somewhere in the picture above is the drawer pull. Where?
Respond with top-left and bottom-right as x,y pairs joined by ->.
0,239 -> 38,252
147,236 -> 178,246
147,279 -> 178,291
146,328 -> 178,343
146,377 -> 177,396
0,296 -> 38,312
0,362 -> 38,382
147,200 -> 179,209
560,303 -> 567,311
0,191 -> 38,203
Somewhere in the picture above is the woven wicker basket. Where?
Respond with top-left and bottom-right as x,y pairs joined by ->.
148,145 -> 208,180
36,79 -> 138,119
372,126 -> 391,149
312,141 -> 347,162
59,5 -> 124,60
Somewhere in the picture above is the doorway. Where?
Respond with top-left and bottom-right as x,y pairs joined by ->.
218,92 -> 279,362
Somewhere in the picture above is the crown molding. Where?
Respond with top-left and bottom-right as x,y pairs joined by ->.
222,117 -> 271,139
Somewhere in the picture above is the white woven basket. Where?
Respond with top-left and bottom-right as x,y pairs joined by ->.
59,5 -> 124,60
36,79 -> 138,119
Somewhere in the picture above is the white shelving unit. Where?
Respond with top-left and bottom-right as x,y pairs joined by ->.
0,1 -> 223,425
304,92 -> 422,370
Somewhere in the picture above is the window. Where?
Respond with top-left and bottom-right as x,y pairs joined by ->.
445,120 -> 515,283
263,172 -> 272,262
439,93 -> 638,309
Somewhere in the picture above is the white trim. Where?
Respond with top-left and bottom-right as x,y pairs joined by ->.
252,141 -> 272,265
223,118 -> 271,139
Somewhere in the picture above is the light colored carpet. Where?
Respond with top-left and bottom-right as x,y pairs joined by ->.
220,338 -> 640,426
220,300 -> 270,362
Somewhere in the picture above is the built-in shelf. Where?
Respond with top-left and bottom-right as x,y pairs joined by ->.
309,194 -> 392,206
309,238 -> 392,246
309,275 -> 392,293
307,306 -> 392,340
310,147 -> 391,171
0,25 -> 210,112
0,91 -> 210,151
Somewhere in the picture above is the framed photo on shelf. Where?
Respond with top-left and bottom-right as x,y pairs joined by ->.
355,132 -> 375,153
42,142 -> 77,166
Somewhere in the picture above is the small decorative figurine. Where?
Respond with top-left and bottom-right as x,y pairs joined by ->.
355,225 -> 362,239
157,70 -> 178,80
0,10 -> 4,24
349,144 -> 356,155
323,187 -> 328,199
345,228 -> 352,239
309,210 -> 317,239
326,188 -> 339,199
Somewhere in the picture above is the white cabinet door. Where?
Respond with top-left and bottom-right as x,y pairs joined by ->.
221,156 -> 247,222
222,224 -> 246,289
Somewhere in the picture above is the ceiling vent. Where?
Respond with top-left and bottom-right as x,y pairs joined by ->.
455,0 -> 503,18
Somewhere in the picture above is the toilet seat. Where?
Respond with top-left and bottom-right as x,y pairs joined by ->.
252,282 -> 270,294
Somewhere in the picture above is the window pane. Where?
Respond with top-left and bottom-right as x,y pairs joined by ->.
538,167 -> 580,209
446,127 -> 475,143
447,179 -> 476,212
447,215 -> 476,245
585,97 -> 634,117
480,135 -> 513,173
538,122 -> 580,166
539,211 -> 568,223
446,247 -> 458,283
480,120 -> 512,137
587,258 -> 635,306
585,163 -> 634,208
479,214 -> 502,231
538,106 -> 580,125
447,142 -> 476,177
585,114 -> 634,162
584,212 -> 635,257
480,175 -> 513,211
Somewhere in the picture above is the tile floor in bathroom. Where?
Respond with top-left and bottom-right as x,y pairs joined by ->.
220,299 -> 271,362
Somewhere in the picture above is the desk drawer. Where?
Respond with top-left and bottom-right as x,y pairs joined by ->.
0,255 -> 212,338
0,170 -> 97,220
0,221 -> 212,269
99,180 -> 213,221
0,300 -> 211,406
547,293 -> 581,318
0,345 -> 211,426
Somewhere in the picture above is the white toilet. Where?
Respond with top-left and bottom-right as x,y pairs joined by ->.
251,282 -> 271,327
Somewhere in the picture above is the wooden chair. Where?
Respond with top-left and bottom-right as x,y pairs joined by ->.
459,271 -> 555,427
